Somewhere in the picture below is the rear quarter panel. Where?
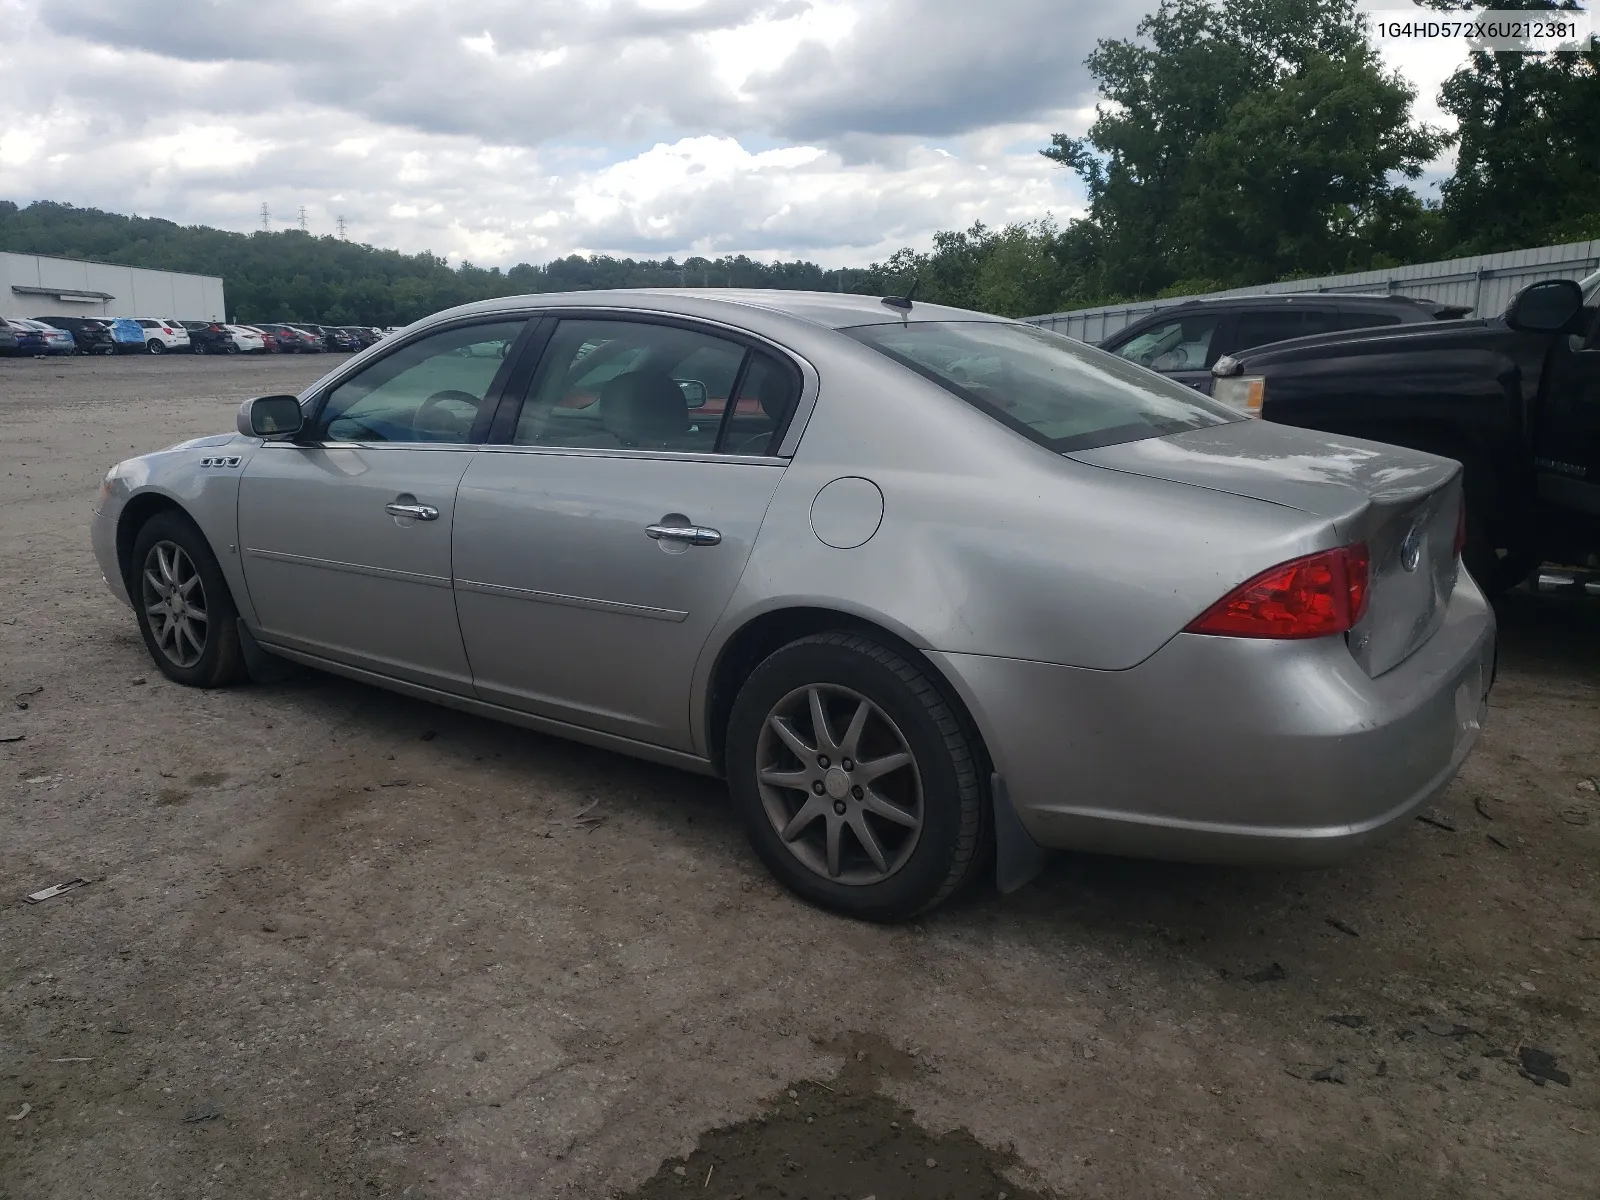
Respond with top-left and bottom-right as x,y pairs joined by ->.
691,336 -> 1336,744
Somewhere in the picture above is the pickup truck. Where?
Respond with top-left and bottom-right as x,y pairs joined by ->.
1209,271 -> 1600,594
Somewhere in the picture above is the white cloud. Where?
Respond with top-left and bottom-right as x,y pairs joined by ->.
0,0 -> 1461,267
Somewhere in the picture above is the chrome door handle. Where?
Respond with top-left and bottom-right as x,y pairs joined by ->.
385,502 -> 440,521
646,524 -> 722,546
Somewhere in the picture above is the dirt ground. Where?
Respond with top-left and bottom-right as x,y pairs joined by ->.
1,353 -> 1597,1200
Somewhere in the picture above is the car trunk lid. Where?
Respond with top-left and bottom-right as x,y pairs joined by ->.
1069,419 -> 1463,676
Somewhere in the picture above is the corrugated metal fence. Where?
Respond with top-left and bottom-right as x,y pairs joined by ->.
1024,239 -> 1600,343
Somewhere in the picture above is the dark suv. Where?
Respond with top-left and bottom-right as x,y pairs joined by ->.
1094,293 -> 1470,394
180,321 -> 234,354
36,316 -> 117,354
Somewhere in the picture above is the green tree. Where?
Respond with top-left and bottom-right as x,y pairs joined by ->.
1427,1 -> 1600,251
1043,0 -> 1448,297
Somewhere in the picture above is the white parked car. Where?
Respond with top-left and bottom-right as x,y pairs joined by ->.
224,325 -> 267,353
134,319 -> 192,354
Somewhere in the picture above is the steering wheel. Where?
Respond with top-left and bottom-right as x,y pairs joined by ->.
411,390 -> 481,441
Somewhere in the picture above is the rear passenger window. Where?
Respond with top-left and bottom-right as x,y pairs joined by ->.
723,352 -> 801,455
1336,311 -> 1404,331
1233,311 -> 1317,351
514,320 -> 747,453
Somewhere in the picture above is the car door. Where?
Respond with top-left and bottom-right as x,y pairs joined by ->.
452,316 -> 802,751
237,317 -> 532,693
1105,310 -> 1227,393
1534,301 -> 1600,519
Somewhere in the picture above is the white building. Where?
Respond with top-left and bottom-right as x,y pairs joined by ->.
0,251 -> 225,321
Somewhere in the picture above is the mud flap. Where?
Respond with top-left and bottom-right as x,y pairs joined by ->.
992,772 -> 1049,895
237,619 -> 303,684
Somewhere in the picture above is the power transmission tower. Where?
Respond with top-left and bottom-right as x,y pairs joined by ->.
336,215 -> 347,240
260,203 -> 270,231
298,206 -> 308,231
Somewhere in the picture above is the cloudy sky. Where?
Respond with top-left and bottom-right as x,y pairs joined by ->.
0,0 -> 1465,269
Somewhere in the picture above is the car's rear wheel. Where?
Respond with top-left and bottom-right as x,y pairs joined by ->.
726,631 -> 986,921
146,339 -> 164,354
130,511 -> 245,688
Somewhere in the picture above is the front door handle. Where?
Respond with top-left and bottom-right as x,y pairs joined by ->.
386,501 -> 440,521
646,523 -> 721,546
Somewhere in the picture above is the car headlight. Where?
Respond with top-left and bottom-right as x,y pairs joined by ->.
1212,374 -> 1266,416
95,469 -> 116,512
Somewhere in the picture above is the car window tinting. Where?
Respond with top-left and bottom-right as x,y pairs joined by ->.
846,321 -> 1237,453
1233,310 -> 1314,351
1112,314 -> 1221,371
314,320 -> 525,444
513,320 -> 749,453
1336,311 -> 1403,331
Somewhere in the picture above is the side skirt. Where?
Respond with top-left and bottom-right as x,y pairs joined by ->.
257,636 -> 719,777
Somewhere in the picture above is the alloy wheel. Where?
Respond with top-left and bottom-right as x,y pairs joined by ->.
140,541 -> 209,668
755,683 -> 924,885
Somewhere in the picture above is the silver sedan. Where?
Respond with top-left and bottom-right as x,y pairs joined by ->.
91,290 -> 1495,919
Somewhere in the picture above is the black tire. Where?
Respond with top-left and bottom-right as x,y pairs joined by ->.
130,510 -> 245,688
726,631 -> 986,921
146,339 -> 165,355
1396,434 -> 1536,597
192,341 -> 207,355
1463,496 -> 1539,597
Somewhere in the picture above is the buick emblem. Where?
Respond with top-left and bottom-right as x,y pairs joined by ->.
1400,523 -> 1424,572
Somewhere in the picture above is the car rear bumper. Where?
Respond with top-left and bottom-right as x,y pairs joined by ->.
928,573 -> 1496,866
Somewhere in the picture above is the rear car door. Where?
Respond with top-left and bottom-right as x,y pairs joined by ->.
1533,301 -> 1600,522
452,315 -> 803,751
238,317 -> 532,693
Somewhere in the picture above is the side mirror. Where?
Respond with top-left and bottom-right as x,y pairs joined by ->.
676,379 -> 709,409
237,394 -> 304,438
1507,279 -> 1583,333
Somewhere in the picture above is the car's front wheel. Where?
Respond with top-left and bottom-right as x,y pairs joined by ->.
726,631 -> 986,921
130,511 -> 245,687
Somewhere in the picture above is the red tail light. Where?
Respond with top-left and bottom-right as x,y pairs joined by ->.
1186,545 -> 1371,639
1452,495 -> 1467,560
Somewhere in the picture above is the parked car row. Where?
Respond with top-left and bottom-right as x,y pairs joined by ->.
0,316 -> 390,357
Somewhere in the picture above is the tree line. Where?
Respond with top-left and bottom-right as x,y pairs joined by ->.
1,0 -> 1593,325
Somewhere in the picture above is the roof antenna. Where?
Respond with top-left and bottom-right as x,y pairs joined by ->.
881,277 -> 918,312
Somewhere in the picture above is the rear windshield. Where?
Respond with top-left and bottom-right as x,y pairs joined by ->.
845,320 -> 1238,452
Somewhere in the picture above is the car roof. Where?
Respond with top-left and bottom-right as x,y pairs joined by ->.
1150,292 -> 1439,312
439,288 -> 1012,332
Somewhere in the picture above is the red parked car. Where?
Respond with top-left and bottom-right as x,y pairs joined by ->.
253,323 -> 323,353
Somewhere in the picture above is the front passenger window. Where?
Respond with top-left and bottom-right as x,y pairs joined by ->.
1114,315 -> 1220,371
315,320 -> 526,444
